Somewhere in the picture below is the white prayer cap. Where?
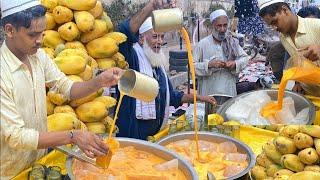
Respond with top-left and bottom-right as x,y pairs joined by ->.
139,17 -> 153,34
1,0 -> 41,19
210,9 -> 228,23
258,0 -> 285,11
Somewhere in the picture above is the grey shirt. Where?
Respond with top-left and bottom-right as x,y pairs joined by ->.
193,35 -> 249,96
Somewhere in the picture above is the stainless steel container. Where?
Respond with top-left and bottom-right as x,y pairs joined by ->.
66,137 -> 198,180
217,89 -> 316,124
157,132 -> 256,180
152,8 -> 183,33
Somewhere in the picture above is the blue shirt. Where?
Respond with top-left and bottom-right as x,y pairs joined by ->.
115,20 -> 184,139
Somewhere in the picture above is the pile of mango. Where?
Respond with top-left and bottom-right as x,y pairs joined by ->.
41,0 -> 127,134
251,125 -> 320,180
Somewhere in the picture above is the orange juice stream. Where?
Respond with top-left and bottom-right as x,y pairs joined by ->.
261,61 -> 320,120
181,28 -> 200,160
108,93 -> 124,139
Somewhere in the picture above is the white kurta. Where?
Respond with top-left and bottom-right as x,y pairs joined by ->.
193,35 -> 249,96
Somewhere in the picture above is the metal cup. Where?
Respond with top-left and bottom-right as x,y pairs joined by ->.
152,8 -> 183,33
118,69 -> 159,102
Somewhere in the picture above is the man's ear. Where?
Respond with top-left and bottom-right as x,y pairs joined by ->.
4,24 -> 16,38
282,5 -> 291,15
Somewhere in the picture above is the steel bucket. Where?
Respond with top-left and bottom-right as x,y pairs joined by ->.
217,89 -> 315,124
157,131 -> 256,180
66,137 -> 198,180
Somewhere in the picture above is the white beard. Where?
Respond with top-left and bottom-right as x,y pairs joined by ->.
142,40 -> 167,68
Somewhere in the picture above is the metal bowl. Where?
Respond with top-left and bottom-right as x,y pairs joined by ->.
66,137 -> 198,180
157,132 -> 256,180
217,89 -> 315,124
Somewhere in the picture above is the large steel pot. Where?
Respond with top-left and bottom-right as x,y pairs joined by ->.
157,132 -> 255,180
217,89 -> 315,124
66,137 -> 198,180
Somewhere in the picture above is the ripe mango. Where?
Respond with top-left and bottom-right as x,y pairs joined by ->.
86,122 -> 106,134
42,30 -> 65,49
57,48 -> 89,63
80,20 -> 107,43
111,52 -> 125,62
46,96 -> 55,115
76,101 -> 108,122
293,132 -> 314,149
65,41 -> 86,50
78,65 -> 93,81
54,43 -> 65,57
288,171 -> 320,180
54,55 -> 87,75
100,12 -> 113,32
104,32 -> 127,45
298,148 -> 319,165
88,57 -> 98,70
86,37 -> 118,58
58,22 -> 80,42
47,113 -> 81,132
267,164 -> 283,177
94,96 -> 117,109
263,141 -> 282,164
256,152 -> 274,168
47,91 -> 67,105
67,75 -> 83,82
116,58 -> 129,69
45,12 -> 56,30
74,11 -> 95,33
279,125 -> 300,139
52,6 -> 73,24
304,165 -> 320,172
41,0 -> 58,12
274,169 -> 294,178
315,138 -> 320,156
251,165 -> 267,180
96,58 -> 116,70
88,1 -> 103,18
58,0 -> 97,11
273,136 -> 297,154
54,105 -> 76,115
300,125 -> 320,138
70,89 -> 103,107
280,154 -> 305,172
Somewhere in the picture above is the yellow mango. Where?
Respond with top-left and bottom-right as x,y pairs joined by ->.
88,56 -> 98,70
54,55 -> 87,75
111,52 -> 125,62
104,32 -> 127,45
57,48 -> 89,63
96,58 -> 116,69
41,0 -> 58,12
54,105 -> 76,115
58,0 -> 97,11
58,22 -> 80,42
67,75 -> 83,82
86,122 -> 106,134
78,65 -> 93,81
86,37 -> 118,58
100,12 -> 113,32
65,41 -> 86,50
47,91 -> 67,105
80,20 -> 107,43
47,113 -> 81,132
54,43 -> 65,57
42,47 -> 55,59
70,89 -> 103,107
76,101 -> 108,122
52,6 -> 73,24
88,1 -> 103,18
116,59 -> 129,69
93,96 -> 117,109
46,96 -> 55,115
42,30 -> 65,49
74,11 -> 95,33
45,12 -> 56,30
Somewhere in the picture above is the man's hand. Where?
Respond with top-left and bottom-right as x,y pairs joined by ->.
198,95 -> 217,106
225,61 -> 236,70
72,130 -> 109,158
97,67 -> 123,88
152,0 -> 176,10
208,60 -> 226,68
299,45 -> 320,62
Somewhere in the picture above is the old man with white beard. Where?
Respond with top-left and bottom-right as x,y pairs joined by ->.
116,0 -> 216,140
194,9 -> 249,97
